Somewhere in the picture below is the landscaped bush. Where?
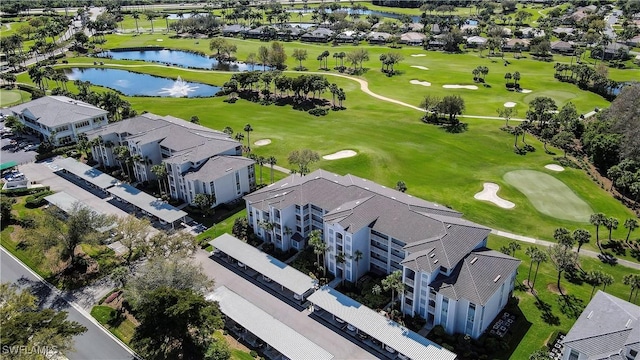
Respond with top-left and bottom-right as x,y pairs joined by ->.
25,190 -> 55,208
1,186 -> 51,197
308,107 -> 329,116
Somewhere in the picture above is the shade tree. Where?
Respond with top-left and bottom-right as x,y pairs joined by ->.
548,244 -> 578,295
288,149 -> 320,175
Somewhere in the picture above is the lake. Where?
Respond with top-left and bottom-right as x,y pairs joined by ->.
64,68 -> 220,97
98,49 -> 261,71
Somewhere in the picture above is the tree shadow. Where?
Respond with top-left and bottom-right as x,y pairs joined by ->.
603,240 -> 627,256
557,295 -> 585,319
564,266 -> 584,285
535,299 -> 560,325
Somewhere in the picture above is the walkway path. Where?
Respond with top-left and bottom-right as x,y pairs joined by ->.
54,62 -> 529,122
492,229 -> 640,270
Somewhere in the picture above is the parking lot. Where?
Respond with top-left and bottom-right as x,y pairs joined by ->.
0,125 -> 40,165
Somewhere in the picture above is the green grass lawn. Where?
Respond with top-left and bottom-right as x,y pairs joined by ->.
90,305 -> 136,344
17,53 -> 636,258
503,170 -> 593,223
0,89 -> 31,107
488,234 -> 640,359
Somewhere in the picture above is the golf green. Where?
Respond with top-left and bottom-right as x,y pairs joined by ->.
0,90 -> 22,107
504,170 -> 593,222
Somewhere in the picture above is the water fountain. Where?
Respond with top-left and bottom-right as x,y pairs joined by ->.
159,76 -> 200,97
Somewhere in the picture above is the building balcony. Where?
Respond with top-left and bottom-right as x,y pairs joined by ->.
405,291 -> 414,299
370,246 -> 387,258
370,257 -> 387,269
391,253 -> 404,263
405,278 -> 415,287
370,232 -> 389,243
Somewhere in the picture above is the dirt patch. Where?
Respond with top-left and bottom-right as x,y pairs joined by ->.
546,283 -> 565,295
220,331 -> 251,352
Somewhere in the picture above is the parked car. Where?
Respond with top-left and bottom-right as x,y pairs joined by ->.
293,293 -> 302,301
238,261 -> 246,268
398,353 -> 411,360
371,338 -> 381,346
384,345 -> 396,354
313,304 -> 323,313
347,323 -> 356,332
357,332 -> 368,340
262,274 -> 272,282
334,317 -> 345,324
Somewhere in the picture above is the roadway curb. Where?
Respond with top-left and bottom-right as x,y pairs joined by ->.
0,246 -> 140,359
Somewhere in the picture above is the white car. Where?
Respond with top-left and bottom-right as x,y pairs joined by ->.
262,274 -> 272,282
293,293 -> 302,301
347,324 -> 356,332
334,317 -> 345,324
398,354 -> 411,360
384,345 -> 396,354
237,261 -> 246,268
313,304 -> 323,313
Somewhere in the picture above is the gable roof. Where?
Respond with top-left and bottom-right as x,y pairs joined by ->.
9,96 -> 107,128
562,291 -> 640,359
429,249 -> 520,305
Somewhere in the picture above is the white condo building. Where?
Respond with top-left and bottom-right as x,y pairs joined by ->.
6,96 -> 108,145
244,170 -> 520,339
86,113 -> 255,206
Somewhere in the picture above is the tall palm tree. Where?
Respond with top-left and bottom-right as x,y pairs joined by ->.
309,230 -> 327,275
530,249 -> 548,291
513,71 -> 521,87
352,250 -> 363,284
163,13 -> 170,33
257,156 -> 265,185
146,12 -> 157,33
590,213 -> 607,251
267,156 -> 277,184
382,270 -> 404,309
573,229 -> 591,254
623,274 -> 640,302
624,218 -> 639,242
151,164 -> 168,195
244,123 -> 253,151
604,217 -> 619,242
585,270 -> 604,298
132,11 -> 140,33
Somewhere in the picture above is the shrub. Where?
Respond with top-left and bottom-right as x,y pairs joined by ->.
1,186 -> 51,197
105,291 -> 121,304
25,190 -> 55,208
308,107 -> 329,116
250,350 -> 258,358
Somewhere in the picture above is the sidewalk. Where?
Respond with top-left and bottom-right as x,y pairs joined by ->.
491,229 -> 640,270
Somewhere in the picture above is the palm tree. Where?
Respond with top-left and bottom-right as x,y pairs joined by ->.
267,156 -> 277,184
585,270 -> 605,298
624,218 -> 639,242
309,230 -> 327,276
530,248 -> 548,291
382,270 -> 404,309
548,244 -> 578,296
590,213 -> 607,250
504,72 -> 512,86
132,11 -> 140,33
601,273 -> 614,292
223,126 -> 234,136
525,247 -> 539,289
336,252 -> 346,283
572,229 -> 591,254
151,164 -> 167,195
604,217 -> 619,242
163,13 -> 170,33
146,12 -> 157,33
243,123 -> 253,151
513,71 -> 521,87
623,274 -> 640,302
257,156 -> 265,185
352,250 -> 363,284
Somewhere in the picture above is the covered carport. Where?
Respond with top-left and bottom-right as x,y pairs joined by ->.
107,183 -> 187,228
307,286 -> 457,360
209,233 -> 318,301
44,191 -> 91,213
207,286 -> 334,360
52,157 -> 118,192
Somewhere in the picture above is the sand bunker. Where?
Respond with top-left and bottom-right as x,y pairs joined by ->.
410,80 -> 431,87
254,139 -> 271,146
411,65 -> 429,70
520,89 -> 532,93
156,39 -> 164,42
504,102 -> 517,108
323,150 -> 357,160
411,54 -> 427,57
443,85 -> 478,90
474,183 -> 515,209
545,164 -> 564,172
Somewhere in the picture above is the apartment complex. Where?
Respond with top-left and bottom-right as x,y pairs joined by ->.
244,170 -> 520,339
7,96 -> 108,145
86,113 -> 255,206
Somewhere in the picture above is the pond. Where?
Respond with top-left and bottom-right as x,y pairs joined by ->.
287,7 -> 421,23
98,49 -> 261,71
64,68 -> 220,97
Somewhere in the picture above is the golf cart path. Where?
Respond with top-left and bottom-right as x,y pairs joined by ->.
49,62 -> 640,270
56,63 -> 527,122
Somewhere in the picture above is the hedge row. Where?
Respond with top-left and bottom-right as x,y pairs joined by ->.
1,186 -> 51,197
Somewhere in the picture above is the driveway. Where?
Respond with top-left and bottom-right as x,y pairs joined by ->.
194,250 -> 375,360
18,159 -> 130,218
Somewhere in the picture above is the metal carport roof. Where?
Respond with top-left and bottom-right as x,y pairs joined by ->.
207,286 -> 333,360
209,233 -> 317,296
53,157 -> 118,189
307,286 -> 457,360
107,183 -> 187,224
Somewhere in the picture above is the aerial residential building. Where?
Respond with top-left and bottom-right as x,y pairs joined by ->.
6,96 -> 108,145
244,169 -> 520,339
562,291 -> 639,360
86,113 -> 255,206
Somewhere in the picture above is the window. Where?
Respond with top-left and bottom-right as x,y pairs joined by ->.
465,303 -> 476,335
75,120 -> 90,128
441,298 -> 449,329
235,172 -> 241,194
568,350 -> 579,360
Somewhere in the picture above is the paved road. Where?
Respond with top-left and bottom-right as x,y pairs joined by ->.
0,247 -> 136,360
194,250 -> 375,360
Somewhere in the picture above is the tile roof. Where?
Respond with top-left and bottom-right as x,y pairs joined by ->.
183,155 -> 254,182
429,249 -> 520,305
562,291 -> 640,359
9,96 -> 107,127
